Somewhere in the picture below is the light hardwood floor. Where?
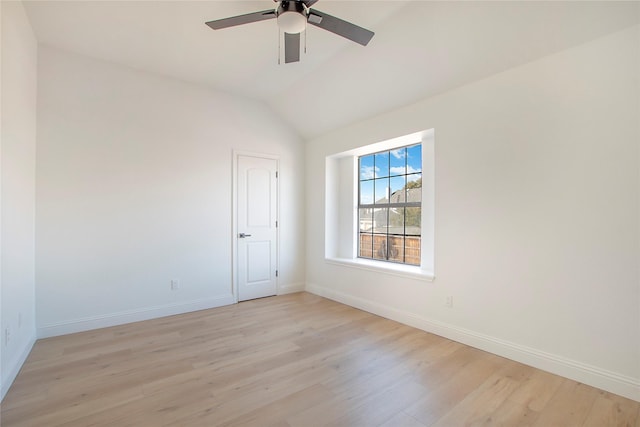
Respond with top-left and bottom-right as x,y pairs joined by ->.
2,292 -> 638,426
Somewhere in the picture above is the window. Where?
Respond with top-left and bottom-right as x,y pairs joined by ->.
323,129 -> 434,281
358,144 -> 422,265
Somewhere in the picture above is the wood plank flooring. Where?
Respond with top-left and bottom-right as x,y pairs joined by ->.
1,292 -> 638,426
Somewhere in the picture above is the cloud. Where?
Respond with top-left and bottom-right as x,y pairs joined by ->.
390,149 -> 406,159
389,165 -> 420,176
361,165 -> 378,180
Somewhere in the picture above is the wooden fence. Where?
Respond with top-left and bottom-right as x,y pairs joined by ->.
359,233 -> 420,265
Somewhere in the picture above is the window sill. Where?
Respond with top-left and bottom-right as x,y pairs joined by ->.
325,257 -> 435,282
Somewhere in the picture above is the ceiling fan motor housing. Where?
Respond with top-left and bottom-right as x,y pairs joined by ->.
277,1 -> 307,34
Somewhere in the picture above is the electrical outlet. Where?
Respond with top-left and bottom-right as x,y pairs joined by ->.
445,296 -> 454,308
171,279 -> 180,291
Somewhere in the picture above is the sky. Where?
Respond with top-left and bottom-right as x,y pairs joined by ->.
359,144 -> 421,205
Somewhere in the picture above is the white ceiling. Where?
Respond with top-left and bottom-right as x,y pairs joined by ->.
22,1 -> 640,139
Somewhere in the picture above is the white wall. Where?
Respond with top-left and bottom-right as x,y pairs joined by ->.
36,47 -> 305,337
1,1 -> 38,399
305,25 -> 640,400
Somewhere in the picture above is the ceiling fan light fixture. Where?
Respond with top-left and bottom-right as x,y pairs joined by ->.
277,1 -> 307,34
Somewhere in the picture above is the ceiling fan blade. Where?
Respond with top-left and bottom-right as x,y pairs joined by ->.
205,9 -> 276,30
307,9 -> 374,46
284,32 -> 301,63
302,0 -> 320,7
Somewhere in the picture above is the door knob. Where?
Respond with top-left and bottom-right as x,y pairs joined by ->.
239,233 -> 252,238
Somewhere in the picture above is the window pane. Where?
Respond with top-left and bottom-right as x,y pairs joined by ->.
372,208 -> 388,234
406,173 -> 421,203
389,176 -> 406,203
357,142 -> 422,267
388,207 -> 404,235
389,147 -> 406,176
360,180 -> 374,205
359,233 -> 373,259
407,144 -> 422,173
388,235 -> 405,263
404,236 -> 421,265
372,234 -> 388,260
405,207 -> 421,235
360,155 -> 375,180
374,178 -> 389,204
374,152 -> 389,178
359,208 -> 373,233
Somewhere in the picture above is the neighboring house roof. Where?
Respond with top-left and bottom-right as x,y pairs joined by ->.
376,186 -> 421,204
360,184 -> 422,234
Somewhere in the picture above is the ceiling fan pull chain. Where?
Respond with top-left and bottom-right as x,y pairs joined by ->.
303,2 -> 308,54
278,27 -> 281,64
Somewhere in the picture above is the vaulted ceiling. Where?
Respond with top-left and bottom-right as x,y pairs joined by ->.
23,1 -> 640,139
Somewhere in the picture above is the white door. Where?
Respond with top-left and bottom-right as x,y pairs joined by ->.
236,155 -> 278,301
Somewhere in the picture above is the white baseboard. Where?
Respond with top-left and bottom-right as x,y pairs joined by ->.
278,282 -> 305,295
1,335 -> 36,401
37,294 -> 236,339
305,283 -> 640,402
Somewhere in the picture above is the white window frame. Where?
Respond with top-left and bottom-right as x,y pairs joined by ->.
324,129 -> 435,281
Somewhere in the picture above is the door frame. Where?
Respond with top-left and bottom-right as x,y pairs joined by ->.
231,150 -> 280,303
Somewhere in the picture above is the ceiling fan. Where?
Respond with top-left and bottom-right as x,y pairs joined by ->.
205,0 -> 375,64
